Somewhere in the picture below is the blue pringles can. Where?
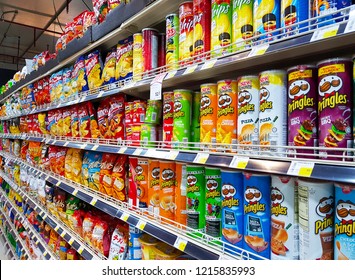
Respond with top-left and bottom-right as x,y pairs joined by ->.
311,0 -> 351,28
221,170 -> 244,255
253,0 -> 281,43
281,0 -> 309,36
243,172 -> 271,259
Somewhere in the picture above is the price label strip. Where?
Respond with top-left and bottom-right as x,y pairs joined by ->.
173,237 -> 188,252
68,238 -> 74,246
287,161 -> 315,177
90,198 -> 97,206
92,144 -> 99,151
248,44 -> 269,57
183,64 -> 198,75
201,59 -> 217,70
118,146 -> 127,154
311,24 -> 339,41
120,212 -> 130,222
133,148 -> 143,156
77,246 -> 84,255
166,150 -> 179,160
136,220 -> 147,231
165,70 -> 177,80
193,153 -> 209,164
229,156 -> 249,169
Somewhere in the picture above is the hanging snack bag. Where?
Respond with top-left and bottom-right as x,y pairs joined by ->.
99,153 -> 118,196
78,103 -> 91,138
87,101 -> 100,138
20,141 -> 29,161
108,0 -> 123,11
47,110 -> 57,136
20,116 -> 28,133
54,188 -> 67,221
115,36 -> 133,82
83,11 -> 97,33
72,55 -> 89,96
102,47 -> 117,85
108,94 -> 125,140
85,50 -> 104,90
112,155 -> 128,201
40,144 -> 50,171
92,218 -> 110,257
28,141 -> 42,166
83,212 -> 96,245
70,105 -> 80,138
41,76 -> 51,105
108,223 -> 128,260
98,98 -> 111,138
93,0 -> 108,23
73,12 -> 85,39
65,148 -> 74,181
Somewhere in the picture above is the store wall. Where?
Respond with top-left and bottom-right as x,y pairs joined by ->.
0,68 -> 16,86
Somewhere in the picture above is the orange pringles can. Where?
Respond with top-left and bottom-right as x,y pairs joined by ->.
159,161 -> 176,224
217,79 -> 238,152
179,1 -> 194,66
193,0 -> 211,61
162,92 -> 174,149
200,83 -> 218,151
135,157 -> 149,209
133,33 -> 143,81
175,162 -> 187,226
148,159 -> 160,217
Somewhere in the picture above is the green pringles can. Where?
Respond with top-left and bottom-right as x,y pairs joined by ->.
232,0 -> 253,52
166,13 -> 179,70
140,123 -> 157,148
173,89 -> 192,150
205,167 -> 222,242
191,91 -> 201,149
145,99 -> 162,125
186,165 -> 205,237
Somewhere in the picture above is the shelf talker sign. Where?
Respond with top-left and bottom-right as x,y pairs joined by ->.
150,73 -> 167,100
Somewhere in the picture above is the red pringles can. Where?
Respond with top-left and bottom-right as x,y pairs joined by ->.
179,1 -> 194,66
158,33 -> 166,69
193,0 -> 211,61
162,92 -> 174,148
142,28 -> 159,76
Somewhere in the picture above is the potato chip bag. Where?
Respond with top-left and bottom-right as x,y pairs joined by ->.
102,47 -> 117,85
78,103 -> 91,138
68,210 -> 84,237
88,152 -> 103,191
54,188 -> 66,221
72,149 -> 83,184
48,146 -> 58,174
33,80 -> 40,106
65,195 -> 81,230
62,109 -> 72,137
56,109 -> 64,136
83,10 -> 97,33
86,50 -> 104,90
72,56 -> 89,96
55,35 -> 64,53
62,67 -> 73,100
40,144 -> 50,171
20,84 -> 35,111
99,153 -> 118,196
92,218 -> 110,257
9,119 -> 20,134
73,12 -> 85,38
108,0 -> 123,11
49,70 -> 63,102
115,36 -> 133,82
65,148 -> 74,181
83,212 -> 96,245
20,141 -> 29,161
47,110 -> 57,136
13,139 -> 20,157
38,113 -> 48,134
93,0 -> 108,23
31,114 -> 41,134
111,155 -> 127,201
82,151 -> 90,187
108,94 -> 125,140
64,21 -> 76,45
41,76 -> 51,104
87,101 -> 100,138
26,115 -> 34,133
28,142 -> 42,166
98,98 -> 111,138
56,147 -> 67,176
70,105 -> 80,138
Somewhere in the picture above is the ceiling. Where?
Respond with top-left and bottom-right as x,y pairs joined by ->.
0,0 -> 93,71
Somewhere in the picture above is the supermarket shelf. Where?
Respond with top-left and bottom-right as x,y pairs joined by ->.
0,171 -> 106,260
2,133 -> 355,184
0,202 -> 31,259
0,151 -> 265,260
0,225 -> 18,260
0,188 -> 58,260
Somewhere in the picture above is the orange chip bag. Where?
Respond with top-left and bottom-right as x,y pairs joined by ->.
91,218 -> 110,257
21,141 -> 29,161
20,116 -> 28,133
85,50 -> 103,90
83,212 -> 96,246
48,146 -> 58,174
87,101 -> 100,139
78,103 -> 91,138
99,153 -> 118,196
62,108 -> 72,137
111,155 -> 127,201
108,94 -> 125,140
28,141 -> 42,165
98,98 -> 111,138
70,105 -> 80,138
56,147 -> 67,176
71,149 -> 83,184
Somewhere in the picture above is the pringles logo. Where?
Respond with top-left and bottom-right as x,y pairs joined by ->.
173,101 -> 185,118
271,187 -> 287,216
186,174 -> 199,193
160,168 -> 175,188
259,86 -> 273,112
205,177 -> 220,199
238,90 -> 254,115
288,79 -> 314,113
217,87 -> 234,117
163,102 -> 173,120
244,186 -> 265,214
200,95 -> 213,117
150,167 -> 160,188
221,184 -> 239,208
315,196 -> 334,235
134,165 -> 145,182
318,74 -> 347,113
335,199 -> 355,237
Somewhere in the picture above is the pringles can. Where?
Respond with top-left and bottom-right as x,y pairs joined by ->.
334,184 -> 355,260
200,83 -> 218,151
298,179 -> 334,260
140,124 -> 157,148
158,33 -> 166,69
145,99 -> 162,125
133,33 -> 143,81
243,172 -> 271,259
211,0 -> 232,57
175,162 -> 187,226
253,0 -> 280,42
162,92 -> 174,148
217,79 -> 237,152
271,176 -> 299,260
318,58 -> 353,161
237,75 -> 260,153
186,165 -> 205,237
287,65 -> 317,157
166,13 -> 179,70
221,170 -> 244,252
281,0 -> 309,36
148,159 -> 160,217
173,89 -> 193,149
142,28 -> 159,76
159,161 -> 176,224
191,91 -> 201,148
193,0 -> 211,60
179,2 -> 194,66
312,0 -> 351,28
135,158 -> 149,209
232,0 -> 253,51
259,70 -> 287,155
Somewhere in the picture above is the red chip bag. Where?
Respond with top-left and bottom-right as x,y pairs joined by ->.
40,76 -> 51,105
20,116 -> 28,133
92,218 -> 110,257
65,21 -> 76,45
73,12 -> 85,38
20,141 -> 29,161
93,0 -> 108,23
27,114 -> 34,134
108,94 -> 125,140
87,101 -> 100,139
70,105 -> 80,138
33,80 -> 40,106
99,153 -> 118,196
111,155 -> 127,201
83,212 -> 96,245
56,147 -> 67,176
48,146 -> 58,173
78,103 -> 91,138
31,114 -> 41,134
97,98 -> 111,138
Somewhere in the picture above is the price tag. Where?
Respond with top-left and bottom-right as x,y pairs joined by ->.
35,239 -> 40,245
80,144 -> 87,149
63,141 -> 69,147
52,140 -> 57,145
133,148 -> 143,156
90,198 -> 97,206
43,251 -> 48,257
108,83 -> 117,90
92,144 -> 99,151
43,214 -> 48,220
229,156 -> 249,169
56,181 -> 61,187
201,59 -> 217,70
165,70 -> 177,80
165,151 -> 179,160
173,237 -> 188,252
344,16 -> 355,33
118,147 -> 127,154
45,176 -> 50,181
136,220 -> 146,231
248,44 -> 269,57
150,73 -> 167,100
72,189 -> 78,196
183,65 -> 198,75
144,149 -> 156,157
193,153 -> 209,164
120,212 -> 130,222
60,231 -> 66,238
97,90 -> 105,98
311,24 -> 339,41
77,246 -> 84,254
287,161 -> 315,177
54,225 -> 60,231
68,238 -> 74,245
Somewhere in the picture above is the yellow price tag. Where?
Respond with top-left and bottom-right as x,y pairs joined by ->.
43,251 -> 48,257
165,70 -> 177,79
248,44 -> 269,57
183,65 -> 198,75
323,29 -> 337,38
299,166 -> 313,177
118,147 -> 127,154
56,181 -> 61,187
35,240 -> 40,245
120,213 -> 129,222
174,237 -> 187,252
68,238 -> 74,245
90,198 -> 97,206
287,161 -> 314,177
92,145 -> 99,151
193,153 -> 209,164
166,151 -> 179,160
136,220 -> 146,231
78,246 -> 84,254
201,59 -> 217,70
54,225 -> 60,231
229,156 -> 249,169
72,189 -> 78,196
60,231 -> 66,238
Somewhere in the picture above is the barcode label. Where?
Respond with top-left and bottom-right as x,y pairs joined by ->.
151,112 -> 157,122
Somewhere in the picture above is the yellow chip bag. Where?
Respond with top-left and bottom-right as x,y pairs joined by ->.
102,47 -> 117,85
85,50 -> 103,90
